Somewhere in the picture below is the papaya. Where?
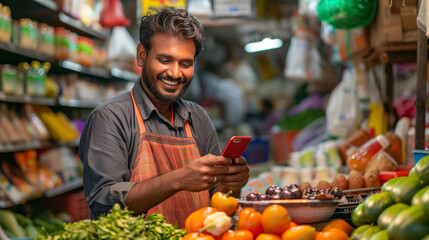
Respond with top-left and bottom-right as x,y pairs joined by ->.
416,155 -> 429,182
351,203 -> 369,227
370,230 -> 389,240
411,185 -> 429,206
408,166 -> 417,177
387,204 -> 429,240
360,225 -> 381,240
377,203 -> 409,229
422,188 -> 429,214
391,176 -> 425,204
350,224 -> 371,240
363,192 -> 395,224
381,176 -> 407,193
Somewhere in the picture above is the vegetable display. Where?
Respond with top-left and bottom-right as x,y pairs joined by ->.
36,204 -> 185,240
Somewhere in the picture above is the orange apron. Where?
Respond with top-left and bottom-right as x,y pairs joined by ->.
129,89 -> 210,228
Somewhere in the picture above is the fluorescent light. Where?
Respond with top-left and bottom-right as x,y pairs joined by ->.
244,38 -> 283,53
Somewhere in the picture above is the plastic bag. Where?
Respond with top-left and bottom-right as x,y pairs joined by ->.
99,0 -> 130,28
107,27 -> 136,61
317,0 -> 377,29
284,34 -> 322,81
417,0 -> 427,35
326,65 -> 361,138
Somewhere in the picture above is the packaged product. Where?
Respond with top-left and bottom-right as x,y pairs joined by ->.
347,135 -> 390,174
54,27 -> 70,60
0,104 -> 19,143
0,172 -> 26,204
19,18 -> 38,50
38,23 -> 55,56
23,104 -> 50,141
1,161 -> 37,198
77,36 -> 94,67
0,64 -> 17,95
0,5 -> 12,43
7,107 -> 29,143
16,62 -> 29,96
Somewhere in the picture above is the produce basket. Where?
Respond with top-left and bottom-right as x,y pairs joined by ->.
330,187 -> 380,225
238,198 -> 341,224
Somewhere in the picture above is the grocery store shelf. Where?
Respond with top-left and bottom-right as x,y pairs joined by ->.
58,96 -> 102,109
111,67 -> 139,82
0,93 -> 57,106
3,0 -> 109,40
57,12 -> 109,40
58,60 -> 111,79
0,42 -> 55,63
0,141 -> 52,153
45,178 -> 83,198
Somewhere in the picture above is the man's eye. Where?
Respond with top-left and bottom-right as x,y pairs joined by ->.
159,59 -> 169,63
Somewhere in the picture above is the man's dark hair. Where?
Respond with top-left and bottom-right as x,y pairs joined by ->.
139,7 -> 206,58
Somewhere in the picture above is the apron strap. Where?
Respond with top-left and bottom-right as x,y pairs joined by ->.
130,89 -> 193,138
131,89 -> 145,134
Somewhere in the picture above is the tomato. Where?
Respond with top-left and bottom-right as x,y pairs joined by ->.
322,219 -> 353,235
256,233 -> 281,240
282,225 -> 316,240
183,232 -> 216,240
211,191 -> 238,216
261,204 -> 291,235
315,228 -> 349,240
220,230 -> 253,240
185,207 -> 218,233
237,208 -> 264,237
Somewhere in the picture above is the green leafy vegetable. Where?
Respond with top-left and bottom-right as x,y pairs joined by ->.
36,204 -> 186,240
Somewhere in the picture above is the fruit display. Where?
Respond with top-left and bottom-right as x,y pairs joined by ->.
245,183 -> 343,201
349,155 -> 429,240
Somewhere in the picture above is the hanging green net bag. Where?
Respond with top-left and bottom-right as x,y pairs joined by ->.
317,0 -> 378,29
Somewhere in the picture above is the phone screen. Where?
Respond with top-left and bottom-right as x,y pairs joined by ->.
221,136 -> 252,158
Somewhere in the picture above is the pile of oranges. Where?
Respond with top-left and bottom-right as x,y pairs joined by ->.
183,191 -> 352,240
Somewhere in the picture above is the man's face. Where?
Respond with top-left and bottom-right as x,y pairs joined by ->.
137,33 -> 196,103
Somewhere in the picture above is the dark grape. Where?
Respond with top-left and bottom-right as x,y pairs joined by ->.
280,189 -> 294,199
265,185 -> 279,196
246,192 -> 259,201
330,187 -> 343,199
288,184 -> 299,190
272,188 -> 283,195
290,187 -> 302,199
258,194 -> 269,201
270,194 -> 281,200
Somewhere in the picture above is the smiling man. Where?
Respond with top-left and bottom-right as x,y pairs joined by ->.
78,7 -> 250,228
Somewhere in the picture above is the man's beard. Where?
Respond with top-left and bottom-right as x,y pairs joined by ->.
141,62 -> 191,103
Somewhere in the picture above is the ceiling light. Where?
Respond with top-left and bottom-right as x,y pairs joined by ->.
244,38 -> 283,53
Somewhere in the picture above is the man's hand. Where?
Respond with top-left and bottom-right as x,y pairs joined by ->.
178,154 -> 249,193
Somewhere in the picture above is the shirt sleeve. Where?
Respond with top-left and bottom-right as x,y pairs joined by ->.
78,107 -> 135,219
189,102 -> 221,156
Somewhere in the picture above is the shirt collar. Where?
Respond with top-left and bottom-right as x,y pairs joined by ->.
131,80 -> 191,126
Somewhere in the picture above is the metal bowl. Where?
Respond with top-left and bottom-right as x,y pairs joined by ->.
237,198 -> 341,224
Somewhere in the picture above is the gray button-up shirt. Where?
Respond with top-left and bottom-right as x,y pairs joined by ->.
78,80 -> 220,219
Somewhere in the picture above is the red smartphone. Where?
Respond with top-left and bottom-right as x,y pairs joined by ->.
221,136 -> 252,158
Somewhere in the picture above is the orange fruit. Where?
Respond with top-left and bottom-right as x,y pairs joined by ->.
321,219 -> 353,236
289,221 -> 298,228
282,225 -> 316,240
315,228 -> 349,240
256,233 -> 282,240
261,204 -> 291,235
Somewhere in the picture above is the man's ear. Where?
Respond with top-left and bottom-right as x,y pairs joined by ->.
136,43 -> 146,67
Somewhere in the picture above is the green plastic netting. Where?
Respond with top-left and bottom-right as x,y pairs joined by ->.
317,0 -> 378,29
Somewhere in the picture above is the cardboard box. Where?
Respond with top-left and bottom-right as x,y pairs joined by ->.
337,28 -> 370,60
377,0 -> 402,27
403,30 -> 418,42
390,0 -> 417,7
371,22 -> 403,47
400,6 -> 418,30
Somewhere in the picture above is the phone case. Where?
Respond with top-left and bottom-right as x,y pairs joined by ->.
221,136 -> 252,158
